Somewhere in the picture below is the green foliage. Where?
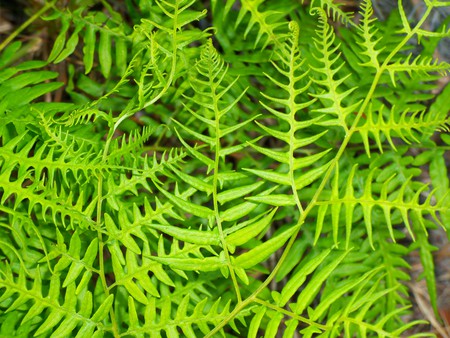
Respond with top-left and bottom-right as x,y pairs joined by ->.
1,0 -> 449,336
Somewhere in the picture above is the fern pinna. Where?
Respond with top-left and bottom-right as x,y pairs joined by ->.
0,0 -> 449,337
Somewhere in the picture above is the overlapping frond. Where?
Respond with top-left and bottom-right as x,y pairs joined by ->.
133,0 -> 209,110
108,126 -> 156,165
0,132 -> 104,184
104,148 -> 188,211
0,63 -> 63,118
110,240 -> 175,304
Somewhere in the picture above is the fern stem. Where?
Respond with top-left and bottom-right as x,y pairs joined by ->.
95,128 -> 120,337
207,293 -> 330,337
96,234 -> 120,338
212,75 -> 242,305
206,220 -> 303,337
213,179 -> 243,303
253,298 -> 329,330
0,0 -> 57,53
95,207 -> 120,337
343,317 -> 396,337
288,45 -> 304,216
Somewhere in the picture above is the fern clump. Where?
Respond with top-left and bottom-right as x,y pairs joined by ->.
1,0 -> 449,337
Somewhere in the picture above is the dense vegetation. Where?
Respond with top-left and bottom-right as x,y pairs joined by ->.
0,0 -> 449,336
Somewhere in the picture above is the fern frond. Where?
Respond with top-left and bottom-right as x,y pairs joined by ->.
2,1 -> 449,336
375,145 -> 447,315
34,109 -> 99,152
316,161 -> 448,248
372,231 -> 411,329
386,54 -> 450,86
357,0 -> 384,70
356,104 -> 450,156
104,202 -> 166,257
242,250 -> 412,337
47,229 -> 98,290
172,38 -> 254,177
310,9 -> 362,130
0,205 -> 50,271
323,273 -> 428,337
248,21 -> 332,212
131,1 -> 208,113
233,0 -> 290,49
175,39 -> 251,147
109,240 -> 174,304
104,148 -> 187,211
0,132 -> 105,186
